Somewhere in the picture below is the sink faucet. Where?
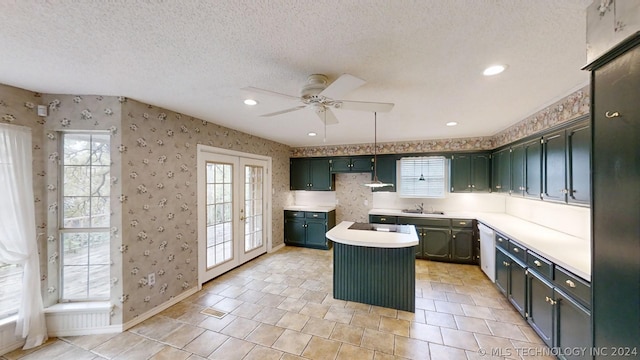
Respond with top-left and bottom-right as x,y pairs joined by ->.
416,203 -> 424,213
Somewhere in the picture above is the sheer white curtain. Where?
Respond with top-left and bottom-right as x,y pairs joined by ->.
0,124 -> 47,349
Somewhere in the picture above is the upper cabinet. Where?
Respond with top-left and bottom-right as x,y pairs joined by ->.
450,153 -> 490,193
542,130 -> 567,203
566,122 -> 591,205
511,144 -> 526,196
290,158 -> 334,191
371,155 -> 397,192
330,156 -> 373,173
491,148 -> 511,193
524,138 -> 543,200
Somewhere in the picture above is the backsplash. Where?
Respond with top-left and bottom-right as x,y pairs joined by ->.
372,192 -> 506,214
505,196 -> 590,240
335,173 -> 373,224
291,85 -> 589,157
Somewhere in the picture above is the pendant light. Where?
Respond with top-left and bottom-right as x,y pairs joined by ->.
363,112 -> 393,188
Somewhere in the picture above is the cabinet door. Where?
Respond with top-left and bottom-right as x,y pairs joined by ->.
543,130 -> 567,202
309,158 -> 332,190
284,218 -> 306,245
511,144 -> 525,196
423,227 -> 450,260
566,122 -> 591,205
555,289 -> 592,360
290,158 -> 309,190
350,156 -> 374,172
495,248 -> 510,296
499,149 -> 511,193
508,259 -> 527,317
450,155 -> 471,192
451,229 -> 474,263
471,154 -> 491,192
372,155 -> 396,192
524,139 -> 542,199
415,227 -> 425,258
306,220 -> 328,248
330,157 -> 352,173
527,271 -> 554,348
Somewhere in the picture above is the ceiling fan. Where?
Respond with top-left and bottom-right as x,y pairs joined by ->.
243,74 -> 394,124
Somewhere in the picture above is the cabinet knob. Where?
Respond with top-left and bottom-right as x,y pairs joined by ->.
513,247 -> 519,253
533,260 -> 541,267
565,279 -> 576,288
605,111 -> 620,118
560,189 -> 568,194
471,185 -> 475,188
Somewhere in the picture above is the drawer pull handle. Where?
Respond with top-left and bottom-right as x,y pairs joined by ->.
459,222 -> 466,225
380,217 -> 386,221
605,111 -> 620,118
565,280 -> 576,288
545,296 -> 557,305
498,238 -> 503,242
513,247 -> 519,253
534,260 -> 541,267
313,214 -> 318,217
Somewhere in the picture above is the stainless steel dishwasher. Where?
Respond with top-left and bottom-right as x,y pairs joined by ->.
478,223 -> 495,282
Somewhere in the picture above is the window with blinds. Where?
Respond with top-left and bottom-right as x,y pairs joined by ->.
399,156 -> 446,198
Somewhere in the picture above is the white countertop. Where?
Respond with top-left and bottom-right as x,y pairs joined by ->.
284,205 -> 336,212
369,208 -> 591,281
326,221 -> 419,248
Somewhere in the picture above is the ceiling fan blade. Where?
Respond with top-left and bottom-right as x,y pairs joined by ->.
315,107 -> 339,125
260,106 -> 306,117
242,86 -> 299,101
337,100 -> 395,113
319,74 -> 366,99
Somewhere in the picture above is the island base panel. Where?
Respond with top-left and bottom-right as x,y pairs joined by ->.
333,242 -> 415,312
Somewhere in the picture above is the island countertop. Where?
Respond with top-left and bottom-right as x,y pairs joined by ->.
326,221 -> 419,248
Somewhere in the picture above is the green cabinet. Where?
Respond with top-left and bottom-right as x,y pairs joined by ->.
450,153 -> 490,192
290,158 -> 334,191
566,122 -> 591,206
371,155 -> 397,192
511,144 -> 526,196
491,148 -> 511,193
284,210 -> 336,249
527,269 -> 555,347
524,138 -> 543,199
330,156 -> 373,173
542,130 -> 567,203
495,240 -> 527,318
369,215 -> 397,224
421,227 -> 451,261
555,288 -> 592,360
451,228 -> 474,263
495,247 -> 510,296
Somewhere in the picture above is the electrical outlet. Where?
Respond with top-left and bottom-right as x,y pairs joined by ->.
148,272 -> 156,286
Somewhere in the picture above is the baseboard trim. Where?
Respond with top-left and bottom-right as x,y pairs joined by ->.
0,321 -> 24,356
121,286 -> 199,331
269,243 -> 285,253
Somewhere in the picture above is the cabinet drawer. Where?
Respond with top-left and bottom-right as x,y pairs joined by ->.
555,266 -> 591,308
495,233 -> 509,250
451,219 -> 473,228
399,217 -> 451,227
285,211 -> 305,218
306,212 -> 326,219
527,251 -> 553,280
508,241 -> 527,262
369,215 -> 397,224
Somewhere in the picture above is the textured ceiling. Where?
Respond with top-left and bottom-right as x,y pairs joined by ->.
0,0 -> 591,147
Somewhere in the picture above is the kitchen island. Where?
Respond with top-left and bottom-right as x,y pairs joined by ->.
326,221 -> 419,312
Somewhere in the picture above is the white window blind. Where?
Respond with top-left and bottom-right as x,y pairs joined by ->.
399,156 -> 446,198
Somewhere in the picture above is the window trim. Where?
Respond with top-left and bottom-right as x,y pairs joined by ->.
398,156 -> 447,199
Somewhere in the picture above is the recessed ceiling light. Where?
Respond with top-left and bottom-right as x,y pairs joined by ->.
446,122 -> 458,127
483,65 -> 507,76
308,132 -> 317,137
243,99 -> 258,106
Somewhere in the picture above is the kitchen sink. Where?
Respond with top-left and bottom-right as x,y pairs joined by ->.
401,209 -> 445,215
401,209 -> 423,214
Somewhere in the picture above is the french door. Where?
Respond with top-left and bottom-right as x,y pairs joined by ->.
197,146 -> 270,285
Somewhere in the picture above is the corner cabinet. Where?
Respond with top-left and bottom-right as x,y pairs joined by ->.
284,210 -> 336,250
290,158 -> 334,191
450,153 -> 490,193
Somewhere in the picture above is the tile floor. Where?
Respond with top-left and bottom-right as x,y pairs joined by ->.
2,246 -> 554,360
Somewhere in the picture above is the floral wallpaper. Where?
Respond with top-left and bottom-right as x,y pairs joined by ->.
291,85 -> 590,157
334,173 -> 373,224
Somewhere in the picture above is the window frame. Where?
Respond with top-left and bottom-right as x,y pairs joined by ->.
398,156 -> 447,199
58,131 -> 111,302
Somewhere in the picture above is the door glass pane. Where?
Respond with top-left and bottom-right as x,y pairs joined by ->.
206,162 -> 234,269
244,165 -> 264,252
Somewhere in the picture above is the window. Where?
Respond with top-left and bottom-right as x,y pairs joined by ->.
0,262 -> 22,319
60,133 -> 110,301
399,156 -> 446,198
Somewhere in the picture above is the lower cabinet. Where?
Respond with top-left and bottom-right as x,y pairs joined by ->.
527,269 -> 555,347
555,288 -> 592,360
284,210 -> 336,250
420,226 -> 450,260
451,228 -> 474,263
508,256 -> 527,317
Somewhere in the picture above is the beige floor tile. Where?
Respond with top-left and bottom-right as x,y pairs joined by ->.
280,354 -> 307,360
379,316 -> 410,337
185,355 -> 208,360
300,289 -> 328,303
415,297 -> 436,311
250,306 -> 286,325
276,312 -> 310,331
19,341 -> 76,360
397,309 -> 426,324
230,302 -> 264,318
440,327 -> 479,351
182,330 -> 228,357
211,297 -> 244,313
361,328 -> 395,354
393,335 -> 431,360
460,303 -> 497,320
345,301 -> 372,313
148,346 -> 191,360
321,296 -> 348,308
130,315 -> 184,340
351,312 -> 382,330
60,333 -> 118,350
50,345 -> 100,360
261,282 -> 288,295
329,322 -> 364,345
177,309 -> 209,326
208,337 -> 256,360
242,344 -> 283,360
301,316 -> 336,338
2,338 -> 59,360
301,336 -> 341,360
445,292 -> 476,305
219,317 -> 260,338
429,343 -> 467,360
198,313 -> 237,332
511,340 -> 556,360
424,310 -> 457,329
271,329 -> 312,355
453,315 -> 492,335
409,322 -> 442,344
433,300 -> 465,315
430,283 -> 456,293
336,343 -> 375,360
257,293 -> 286,307
245,323 -> 285,347
280,286 -> 306,299
218,285 -> 248,298
474,333 -> 518,358
485,319 -> 529,341
245,279 -> 269,291
236,289 -> 266,303
92,332 -> 146,359
299,302 -> 330,319
324,307 -> 354,324
112,338 -> 166,360
160,323 -> 205,348
519,324 -> 545,344
277,297 -> 308,312
189,292 -> 225,307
